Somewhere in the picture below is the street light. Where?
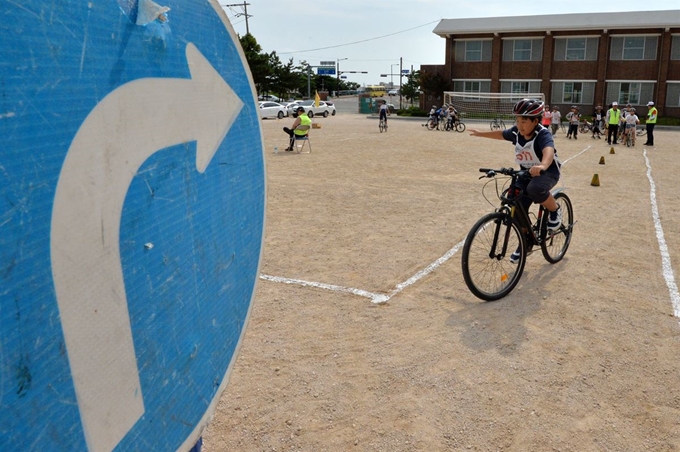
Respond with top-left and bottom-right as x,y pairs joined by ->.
336,58 -> 348,96
390,64 -> 399,86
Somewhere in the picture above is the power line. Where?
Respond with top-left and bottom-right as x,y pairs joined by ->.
278,19 -> 440,55
222,2 -> 252,34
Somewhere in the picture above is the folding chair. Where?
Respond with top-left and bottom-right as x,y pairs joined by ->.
293,124 -> 312,153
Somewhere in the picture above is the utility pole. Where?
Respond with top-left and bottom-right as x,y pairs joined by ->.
399,57 -> 403,108
223,2 -> 251,34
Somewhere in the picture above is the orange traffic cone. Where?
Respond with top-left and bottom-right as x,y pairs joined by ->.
610,147 -> 615,154
591,174 -> 600,186
599,156 -> 605,164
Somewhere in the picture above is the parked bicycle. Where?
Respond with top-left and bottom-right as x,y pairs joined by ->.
635,125 -> 647,137
461,167 -> 574,301
490,117 -> 506,131
578,120 -> 592,134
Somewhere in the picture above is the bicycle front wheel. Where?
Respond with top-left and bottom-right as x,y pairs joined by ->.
462,212 -> 526,301
427,119 -> 437,130
455,122 -> 466,133
540,192 -> 574,263
379,121 -> 385,133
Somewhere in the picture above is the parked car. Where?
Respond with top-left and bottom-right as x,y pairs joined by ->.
324,100 -> 337,116
258,94 -> 280,102
387,89 -> 399,96
284,101 -> 302,117
295,100 -> 333,118
258,101 -> 287,119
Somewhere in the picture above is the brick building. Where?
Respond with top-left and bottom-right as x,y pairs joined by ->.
421,10 -> 680,118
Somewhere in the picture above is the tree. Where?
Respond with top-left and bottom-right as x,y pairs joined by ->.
401,71 -> 421,106
238,34 -> 272,94
419,70 -> 450,104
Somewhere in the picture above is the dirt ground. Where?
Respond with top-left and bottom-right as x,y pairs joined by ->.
202,113 -> 680,451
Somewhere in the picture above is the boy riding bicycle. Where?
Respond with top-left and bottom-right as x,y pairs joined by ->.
378,100 -> 390,124
469,99 -> 562,263
623,107 -> 640,146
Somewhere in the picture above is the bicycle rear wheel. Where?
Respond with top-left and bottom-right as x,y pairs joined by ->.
636,126 -> 647,136
490,120 -> 500,131
462,212 -> 526,301
540,192 -> 574,263
427,119 -> 437,130
379,120 -> 385,133
455,122 -> 466,133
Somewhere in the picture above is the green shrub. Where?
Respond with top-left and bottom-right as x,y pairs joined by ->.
396,106 -> 428,117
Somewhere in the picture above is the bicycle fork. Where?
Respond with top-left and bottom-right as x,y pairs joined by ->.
489,208 -> 519,260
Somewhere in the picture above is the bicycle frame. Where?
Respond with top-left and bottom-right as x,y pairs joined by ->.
485,168 -> 561,256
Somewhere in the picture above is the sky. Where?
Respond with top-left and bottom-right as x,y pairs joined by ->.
219,1 -> 679,89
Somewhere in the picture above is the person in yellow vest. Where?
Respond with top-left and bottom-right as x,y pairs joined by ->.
605,102 -> 621,145
643,101 -> 658,146
283,106 -> 311,151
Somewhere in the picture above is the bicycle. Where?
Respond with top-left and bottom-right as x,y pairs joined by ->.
424,115 -> 438,130
445,116 -> 466,133
490,117 -> 506,131
379,116 -> 387,133
635,125 -> 647,137
461,167 -> 574,301
578,120 -> 592,134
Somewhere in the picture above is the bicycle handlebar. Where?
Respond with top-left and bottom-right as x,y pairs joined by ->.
478,167 -> 544,179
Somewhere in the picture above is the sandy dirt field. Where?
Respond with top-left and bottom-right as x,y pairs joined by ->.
202,112 -> 680,451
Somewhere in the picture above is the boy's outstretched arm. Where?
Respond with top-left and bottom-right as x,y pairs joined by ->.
469,129 -> 505,140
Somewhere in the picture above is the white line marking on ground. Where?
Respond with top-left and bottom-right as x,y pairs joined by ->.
260,239 -> 466,305
561,145 -> 591,164
261,144 -> 591,304
643,150 -> 680,318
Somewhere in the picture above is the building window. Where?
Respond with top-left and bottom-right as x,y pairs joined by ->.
605,81 -> 655,106
666,82 -> 680,107
564,83 -> 582,104
619,82 -> 641,104
503,39 -> 543,62
466,41 -> 482,61
454,40 -> 492,62
610,36 -> 658,60
465,81 -> 481,93
514,40 -> 532,61
671,35 -> 680,60
554,37 -> 598,61
500,81 -> 541,94
550,81 -> 596,105
452,80 -> 491,99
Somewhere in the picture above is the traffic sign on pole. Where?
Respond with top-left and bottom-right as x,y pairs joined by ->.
0,1 -> 264,451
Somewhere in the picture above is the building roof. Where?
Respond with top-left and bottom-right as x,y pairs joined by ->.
433,10 -> 680,37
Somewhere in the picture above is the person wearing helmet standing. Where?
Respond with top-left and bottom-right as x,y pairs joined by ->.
469,99 -> 562,263
644,101 -> 658,146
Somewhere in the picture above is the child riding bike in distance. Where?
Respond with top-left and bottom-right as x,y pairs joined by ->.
378,100 -> 390,124
469,99 -> 563,263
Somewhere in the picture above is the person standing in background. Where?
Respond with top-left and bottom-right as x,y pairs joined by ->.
606,102 -> 621,145
566,106 -> 581,139
644,101 -> 658,146
542,104 -> 552,131
550,106 -> 561,136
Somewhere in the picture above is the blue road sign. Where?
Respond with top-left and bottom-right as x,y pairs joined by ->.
0,1 -> 264,450
402,69 -> 410,74
317,67 -> 336,75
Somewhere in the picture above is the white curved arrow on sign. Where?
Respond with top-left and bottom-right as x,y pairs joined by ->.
50,43 -> 243,452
